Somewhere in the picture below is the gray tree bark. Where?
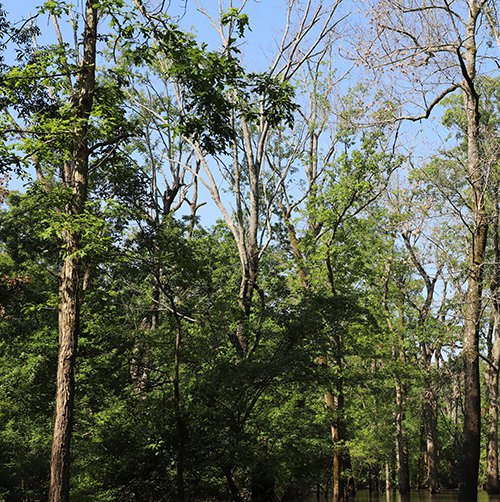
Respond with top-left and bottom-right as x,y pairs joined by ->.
459,4 -> 488,500
49,2 -> 98,501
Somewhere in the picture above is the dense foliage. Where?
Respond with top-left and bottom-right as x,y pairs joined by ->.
0,1 -> 499,501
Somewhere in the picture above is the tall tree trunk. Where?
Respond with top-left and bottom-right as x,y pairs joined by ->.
383,265 -> 410,496
459,5 -> 487,500
485,327 -> 500,495
485,201 -> 500,495
332,421 -> 345,502
395,377 -> 410,494
420,349 -> 439,493
130,263 -> 158,393
423,387 -> 438,493
385,461 -> 391,493
401,233 -> 441,494
233,121 -> 264,359
49,253 -> 80,502
236,267 -> 254,357
322,342 -> 347,502
48,3 -> 97,501
325,388 -> 346,502
234,193 -> 259,358
392,323 -> 410,495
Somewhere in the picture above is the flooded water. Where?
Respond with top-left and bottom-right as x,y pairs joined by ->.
300,490 -> 500,502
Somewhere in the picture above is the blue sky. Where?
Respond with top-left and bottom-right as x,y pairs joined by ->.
0,0 -> 480,226
0,1 -> 292,200
1,0 -> 286,67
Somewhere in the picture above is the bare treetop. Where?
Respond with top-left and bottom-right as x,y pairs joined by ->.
354,0 -> 499,121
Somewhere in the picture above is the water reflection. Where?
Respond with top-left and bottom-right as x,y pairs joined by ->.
301,491 -> 500,502
353,491 -> 500,502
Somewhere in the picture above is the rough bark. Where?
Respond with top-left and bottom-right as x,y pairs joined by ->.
459,4 -> 487,500
49,2 -> 98,501
485,330 -> 500,495
485,201 -> 500,494
49,253 -> 79,502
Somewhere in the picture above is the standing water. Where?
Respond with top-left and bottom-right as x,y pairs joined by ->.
300,491 -> 500,502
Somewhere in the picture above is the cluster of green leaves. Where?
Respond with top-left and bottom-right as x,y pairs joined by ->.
2,0 -> 497,499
